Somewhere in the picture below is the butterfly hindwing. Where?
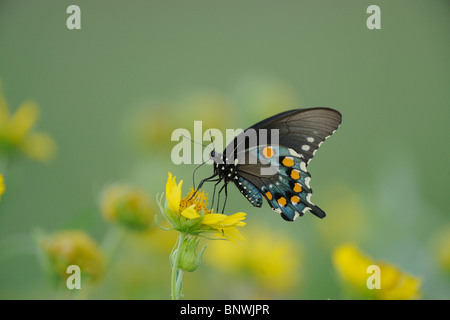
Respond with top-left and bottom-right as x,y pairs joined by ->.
235,145 -> 325,221
235,176 -> 263,208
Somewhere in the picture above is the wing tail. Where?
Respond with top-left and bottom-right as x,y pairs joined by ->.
309,205 -> 326,219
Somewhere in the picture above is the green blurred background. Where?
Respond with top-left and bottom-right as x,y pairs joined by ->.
0,0 -> 449,299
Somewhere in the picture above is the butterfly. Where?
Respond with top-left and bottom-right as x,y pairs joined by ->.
196,108 -> 342,221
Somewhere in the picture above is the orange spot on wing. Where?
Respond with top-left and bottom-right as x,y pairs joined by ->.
277,197 -> 287,207
293,183 -> 302,193
282,157 -> 295,167
290,169 -> 300,180
265,191 -> 273,200
291,195 -> 300,205
262,146 -> 274,158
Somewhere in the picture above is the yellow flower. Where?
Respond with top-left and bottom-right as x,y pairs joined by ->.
160,172 -> 246,242
100,183 -> 155,231
333,244 -> 373,289
175,90 -> 234,130
0,174 -> 4,200
206,224 -> 301,295
40,230 -> 106,282
0,81 -> 56,162
332,243 -> 422,299
159,172 -> 248,299
432,225 -> 450,274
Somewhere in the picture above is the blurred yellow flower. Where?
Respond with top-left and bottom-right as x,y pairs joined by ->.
206,224 -> 301,294
0,174 -> 4,200
40,230 -> 106,282
332,243 -> 422,299
161,172 -> 246,242
0,81 -> 56,162
432,225 -> 450,274
175,90 -> 234,130
128,100 -> 176,151
233,75 -> 301,121
100,183 -> 155,231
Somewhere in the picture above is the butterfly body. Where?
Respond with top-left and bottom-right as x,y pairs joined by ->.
209,151 -> 264,207
202,107 -> 342,222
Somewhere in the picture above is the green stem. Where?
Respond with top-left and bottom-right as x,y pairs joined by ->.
171,232 -> 186,300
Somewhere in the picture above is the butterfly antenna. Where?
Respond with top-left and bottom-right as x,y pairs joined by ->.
209,130 -> 216,151
181,133 -> 213,152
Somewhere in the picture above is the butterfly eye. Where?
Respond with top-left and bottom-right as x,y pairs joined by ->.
210,151 -> 216,159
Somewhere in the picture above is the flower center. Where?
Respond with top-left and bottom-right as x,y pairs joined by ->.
179,188 -> 210,214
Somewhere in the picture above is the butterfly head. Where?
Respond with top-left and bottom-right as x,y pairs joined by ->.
209,150 -> 224,166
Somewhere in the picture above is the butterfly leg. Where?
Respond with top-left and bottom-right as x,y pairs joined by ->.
192,161 -> 207,190
210,178 -> 223,211
215,182 -> 227,213
190,173 -> 220,201
221,183 -> 228,213
196,174 -> 217,190
216,182 -> 228,213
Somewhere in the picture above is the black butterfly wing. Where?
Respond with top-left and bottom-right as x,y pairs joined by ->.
225,108 -> 342,221
225,107 -> 342,166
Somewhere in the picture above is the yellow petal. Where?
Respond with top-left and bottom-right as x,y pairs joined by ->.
202,213 -> 227,225
180,204 -> 201,219
6,100 -> 39,143
221,227 -> 246,243
223,212 -> 247,226
22,132 -> 56,162
166,172 -> 182,214
0,174 -> 5,199
379,262 -> 401,291
332,243 -> 373,289
378,274 -> 422,300
377,263 -> 422,300
165,172 -> 175,196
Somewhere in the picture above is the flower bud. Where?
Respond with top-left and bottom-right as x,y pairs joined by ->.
101,184 -> 155,231
171,236 -> 207,272
39,230 -> 106,283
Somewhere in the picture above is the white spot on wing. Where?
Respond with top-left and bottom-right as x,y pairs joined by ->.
288,148 -> 302,158
306,193 -> 314,204
305,177 -> 311,189
302,145 -> 310,151
307,137 -> 314,143
300,162 -> 307,172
